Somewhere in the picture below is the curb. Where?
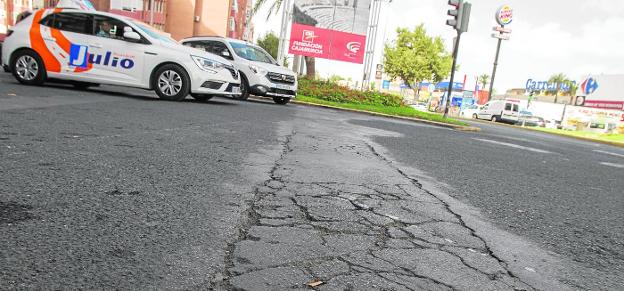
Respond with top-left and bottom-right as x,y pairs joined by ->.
457,116 -> 624,148
288,99 -> 480,132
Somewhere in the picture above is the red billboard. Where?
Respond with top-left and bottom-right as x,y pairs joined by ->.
289,0 -> 370,64
289,23 -> 366,64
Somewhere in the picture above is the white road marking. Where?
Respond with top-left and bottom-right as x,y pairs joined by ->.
593,150 -> 624,159
473,138 -> 552,154
600,162 -> 624,169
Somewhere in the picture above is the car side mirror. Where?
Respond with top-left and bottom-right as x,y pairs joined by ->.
221,50 -> 232,59
124,31 -> 141,41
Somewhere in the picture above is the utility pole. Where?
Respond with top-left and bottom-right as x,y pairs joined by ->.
443,0 -> 471,119
277,0 -> 293,67
487,5 -> 513,101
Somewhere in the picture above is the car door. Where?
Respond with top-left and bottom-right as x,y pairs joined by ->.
502,103 -> 519,122
39,11 -> 95,79
86,15 -> 146,85
477,103 -> 490,119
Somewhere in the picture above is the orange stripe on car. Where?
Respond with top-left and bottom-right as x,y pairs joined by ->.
30,10 -> 61,73
48,9 -> 93,73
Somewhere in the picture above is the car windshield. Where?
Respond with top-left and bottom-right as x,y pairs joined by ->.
229,42 -> 276,64
132,21 -> 177,45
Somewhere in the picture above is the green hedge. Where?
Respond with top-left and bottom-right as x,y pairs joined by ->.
298,78 -> 404,107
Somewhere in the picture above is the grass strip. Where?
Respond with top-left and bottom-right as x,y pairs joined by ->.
296,95 -> 468,126
530,127 -> 624,144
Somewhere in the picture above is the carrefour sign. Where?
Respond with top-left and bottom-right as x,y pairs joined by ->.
526,79 -> 575,92
496,5 -> 513,26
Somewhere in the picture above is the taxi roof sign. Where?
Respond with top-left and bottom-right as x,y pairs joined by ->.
56,0 -> 96,10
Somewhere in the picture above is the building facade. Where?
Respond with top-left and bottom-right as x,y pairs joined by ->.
1,0 -> 253,41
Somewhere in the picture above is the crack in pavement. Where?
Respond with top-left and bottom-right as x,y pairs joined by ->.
215,124 -> 534,290
365,142 -> 535,290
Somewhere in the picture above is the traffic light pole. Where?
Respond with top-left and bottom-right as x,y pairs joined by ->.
487,37 -> 502,101
443,32 -> 461,119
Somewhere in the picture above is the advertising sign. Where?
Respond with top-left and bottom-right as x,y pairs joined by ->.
289,0 -> 371,64
578,75 -> 624,110
495,5 -> 513,26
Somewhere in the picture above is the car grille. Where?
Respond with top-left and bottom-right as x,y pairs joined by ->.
201,81 -> 223,89
267,72 -> 296,84
225,65 -> 239,79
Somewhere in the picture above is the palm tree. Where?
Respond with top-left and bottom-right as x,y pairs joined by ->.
548,73 -> 569,104
478,74 -> 489,91
566,81 -> 579,105
253,0 -> 284,20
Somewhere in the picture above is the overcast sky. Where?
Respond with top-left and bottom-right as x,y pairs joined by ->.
253,0 -> 624,91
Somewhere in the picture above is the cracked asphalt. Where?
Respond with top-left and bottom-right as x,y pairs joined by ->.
1,73 -> 623,290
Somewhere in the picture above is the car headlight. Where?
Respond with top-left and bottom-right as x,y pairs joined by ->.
191,55 -> 225,73
249,65 -> 267,76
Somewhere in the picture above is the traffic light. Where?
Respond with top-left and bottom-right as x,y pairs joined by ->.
459,2 -> 471,33
446,0 -> 464,30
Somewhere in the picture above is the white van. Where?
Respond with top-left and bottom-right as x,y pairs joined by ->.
477,99 -> 521,123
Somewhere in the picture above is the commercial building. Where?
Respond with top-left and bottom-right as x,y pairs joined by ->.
1,0 -> 253,41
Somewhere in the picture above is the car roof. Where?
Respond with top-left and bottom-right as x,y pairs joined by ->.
181,36 -> 255,45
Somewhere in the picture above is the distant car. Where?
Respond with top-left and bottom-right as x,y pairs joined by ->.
545,119 -> 563,129
516,114 -> 545,127
460,104 -> 480,119
410,102 -> 429,112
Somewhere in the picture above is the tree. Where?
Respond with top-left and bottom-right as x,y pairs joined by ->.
548,73 -> 570,104
566,80 -> 579,105
383,25 -> 453,98
257,32 -> 279,60
253,0 -> 284,20
478,74 -> 490,91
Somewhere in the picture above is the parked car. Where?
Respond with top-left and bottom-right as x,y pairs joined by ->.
1,6 -> 240,101
477,99 -> 520,123
545,119 -> 563,129
181,36 -> 297,105
459,104 -> 481,118
516,114 -> 546,127
411,102 -> 429,112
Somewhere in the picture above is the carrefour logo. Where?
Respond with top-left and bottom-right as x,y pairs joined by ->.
580,77 -> 598,95
69,44 -> 135,69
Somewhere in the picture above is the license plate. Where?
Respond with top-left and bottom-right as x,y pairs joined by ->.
275,84 -> 291,90
231,86 -> 241,94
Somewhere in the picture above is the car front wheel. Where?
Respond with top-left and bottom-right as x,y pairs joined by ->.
472,113 -> 478,119
491,116 -> 498,122
153,64 -> 190,101
235,75 -> 250,101
11,50 -> 46,85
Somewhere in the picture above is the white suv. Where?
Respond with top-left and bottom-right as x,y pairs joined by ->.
181,37 -> 297,105
1,8 -> 241,101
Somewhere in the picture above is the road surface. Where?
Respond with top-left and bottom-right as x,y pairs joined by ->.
1,73 -> 622,290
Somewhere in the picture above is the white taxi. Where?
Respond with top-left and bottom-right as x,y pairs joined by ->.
1,6 -> 241,101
